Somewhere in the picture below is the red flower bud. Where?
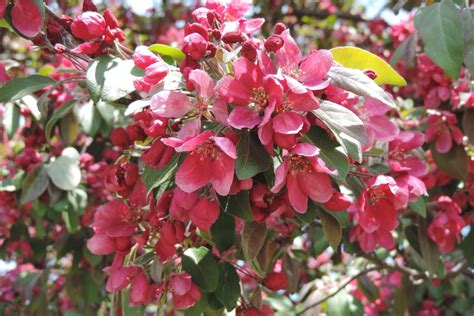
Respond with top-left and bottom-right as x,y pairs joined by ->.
82,0 -> 98,12
71,12 -> 106,40
274,22 -> 287,35
222,31 -> 244,44
110,127 -> 133,148
182,33 -> 208,60
264,34 -> 284,52
241,40 -> 258,62
264,271 -> 287,291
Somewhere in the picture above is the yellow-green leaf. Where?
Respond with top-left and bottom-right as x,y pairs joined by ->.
330,46 -> 407,86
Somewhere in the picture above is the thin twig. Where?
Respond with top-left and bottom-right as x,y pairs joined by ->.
297,267 -> 377,315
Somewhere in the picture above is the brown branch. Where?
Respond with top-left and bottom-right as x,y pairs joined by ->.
297,267 -> 377,315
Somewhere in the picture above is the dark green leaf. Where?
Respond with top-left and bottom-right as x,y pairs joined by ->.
357,275 -> 379,302
219,190 -> 253,221
20,165 -> 49,204
235,131 -> 273,179
62,207 -> 80,233
241,221 -> 267,261
461,227 -> 474,268
318,209 -> 342,251
149,44 -> 185,62
211,212 -> 235,252
3,102 -> 20,139
431,144 -> 468,181
143,154 -> 180,194
415,1 -> 464,79
214,263 -> 241,311
313,101 -> 367,162
328,67 -> 397,108
182,247 -> 219,293
405,225 -> 421,254
418,216 -> 441,277
45,100 -> 77,142
463,9 -> 474,75
463,108 -> 474,144
0,75 -> 55,102
409,196 -> 427,218
390,33 -> 417,68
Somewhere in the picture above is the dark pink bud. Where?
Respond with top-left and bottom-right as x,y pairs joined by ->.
363,69 -> 378,80
71,12 -> 106,40
264,34 -> 284,52
82,0 -> 98,12
241,40 -> 257,62
184,23 -> 208,40
110,127 -> 133,148
182,33 -> 208,60
264,271 -> 287,291
274,22 -> 286,35
221,31 -> 244,44
103,9 -> 119,28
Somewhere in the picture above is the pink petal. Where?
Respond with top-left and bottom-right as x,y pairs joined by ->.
298,172 -> 333,203
272,112 -> 304,134
366,116 -> 399,142
287,174 -> 308,213
435,131 -> 452,153
190,199 -> 220,231
0,61 -> 10,84
0,0 -> 6,20
270,160 -> 288,193
299,50 -> 333,88
286,91 -> 319,111
151,91 -> 193,118
275,29 -> 301,73
189,69 -> 215,99
210,99 -> 228,126
171,274 -> 192,295
292,143 -> 319,157
177,119 -> 201,140
228,107 -> 261,129
175,153 -> 212,193
258,121 -> 273,146
364,98 -> 390,116
87,234 -> 116,255
215,76 -> 252,106
213,137 -> 237,159
233,57 -> 263,86
11,0 -> 43,38
211,155 -> 235,195
401,156 -> 428,177
175,131 -> 213,152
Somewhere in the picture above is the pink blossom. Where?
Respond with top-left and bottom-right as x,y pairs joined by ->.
164,131 -> 237,195
71,12 -> 106,40
11,0 -> 43,38
425,112 -> 463,153
388,131 -> 428,177
275,29 -> 332,93
271,143 -> 336,213
171,273 -> 201,309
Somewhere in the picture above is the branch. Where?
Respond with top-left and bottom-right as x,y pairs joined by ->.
297,267 -> 377,315
291,8 -> 367,23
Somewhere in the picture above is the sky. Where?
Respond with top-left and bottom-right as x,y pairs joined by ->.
124,0 -> 409,24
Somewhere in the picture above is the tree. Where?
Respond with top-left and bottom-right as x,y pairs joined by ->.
0,0 -> 473,315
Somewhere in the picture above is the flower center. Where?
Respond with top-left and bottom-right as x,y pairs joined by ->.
389,149 -> 406,161
368,188 -> 385,206
252,87 -> 269,111
288,155 -> 311,174
194,141 -> 219,160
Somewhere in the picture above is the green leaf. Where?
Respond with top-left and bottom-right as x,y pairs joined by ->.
357,275 -> 379,302
462,108 -> 474,144
418,216 -> 441,277
415,1 -> 464,79
46,147 -> 81,191
390,33 -> 417,68
214,263 -> 241,311
121,289 -> 145,316
0,75 -> 55,102
461,227 -> 474,268
20,165 -> 49,205
219,190 -> 253,221
182,247 -> 219,293
431,143 -> 468,181
313,101 -> 367,162
241,221 -> 267,262
318,209 -> 342,251
409,196 -> 427,218
77,101 -> 102,136
330,46 -> 407,86
462,9 -> 474,75
235,131 -> 273,179
86,55 -> 144,103
149,44 -> 185,62
326,290 -> 351,316
62,207 -> 80,233
142,154 -> 180,193
211,212 -> 235,252
45,100 -> 77,142
328,66 -> 397,108
3,102 -> 20,139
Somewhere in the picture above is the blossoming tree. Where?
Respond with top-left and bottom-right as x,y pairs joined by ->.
1,0 -> 474,315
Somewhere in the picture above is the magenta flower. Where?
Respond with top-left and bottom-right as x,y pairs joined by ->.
271,143 -> 336,213
388,131 -> 428,177
163,131 -> 237,195
425,111 -> 463,153
350,224 -> 395,253
275,29 -> 333,93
